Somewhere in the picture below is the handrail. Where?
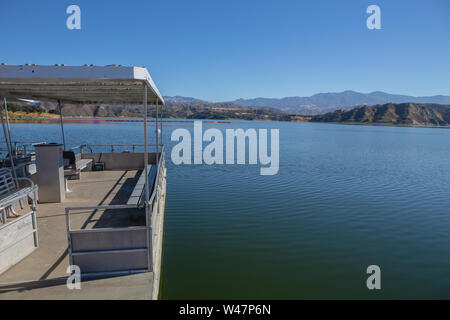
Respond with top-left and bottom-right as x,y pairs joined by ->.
65,144 -> 165,227
81,144 -> 162,147
79,143 -> 163,154
148,144 -> 165,205
64,204 -> 149,269
0,141 -> 45,156
11,141 -> 46,145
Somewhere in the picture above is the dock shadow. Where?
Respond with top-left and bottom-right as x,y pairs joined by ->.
92,170 -> 146,228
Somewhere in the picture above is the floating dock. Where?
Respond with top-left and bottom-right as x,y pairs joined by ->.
0,159 -> 167,299
0,64 -> 167,299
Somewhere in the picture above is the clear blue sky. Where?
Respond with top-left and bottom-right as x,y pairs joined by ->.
1,0 -> 449,101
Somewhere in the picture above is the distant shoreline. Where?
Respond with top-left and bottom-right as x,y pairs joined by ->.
7,101 -> 449,127
8,114 -> 449,129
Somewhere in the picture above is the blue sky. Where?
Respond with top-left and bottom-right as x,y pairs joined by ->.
1,0 -> 449,101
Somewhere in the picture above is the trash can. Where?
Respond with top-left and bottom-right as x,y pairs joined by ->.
35,143 -> 65,203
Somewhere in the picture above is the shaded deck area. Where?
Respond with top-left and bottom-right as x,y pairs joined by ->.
0,64 -> 166,300
0,170 -> 155,299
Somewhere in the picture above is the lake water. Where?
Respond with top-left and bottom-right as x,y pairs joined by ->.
8,120 -> 450,299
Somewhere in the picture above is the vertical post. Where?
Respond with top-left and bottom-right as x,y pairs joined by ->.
144,85 -> 152,272
3,98 -> 13,157
65,208 -> 74,267
156,98 -> 159,162
160,101 -> 163,153
0,98 -> 18,186
58,100 -> 67,150
144,85 -> 149,205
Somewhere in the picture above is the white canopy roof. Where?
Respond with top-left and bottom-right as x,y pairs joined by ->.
0,64 -> 164,105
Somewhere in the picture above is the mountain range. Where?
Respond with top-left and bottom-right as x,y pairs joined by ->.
311,103 -> 450,126
11,91 -> 450,126
32,99 -> 290,121
229,91 -> 450,115
34,91 -> 450,117
10,99 -> 450,126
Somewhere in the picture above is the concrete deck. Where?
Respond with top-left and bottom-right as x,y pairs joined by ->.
0,170 -> 154,299
0,273 -> 153,300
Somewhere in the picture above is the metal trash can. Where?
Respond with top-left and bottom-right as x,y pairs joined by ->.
35,143 -> 65,203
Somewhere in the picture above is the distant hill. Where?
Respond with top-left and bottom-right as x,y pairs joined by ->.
163,96 -> 205,104
29,100 -> 291,121
311,103 -> 450,126
232,91 -> 450,115
8,95 -> 450,125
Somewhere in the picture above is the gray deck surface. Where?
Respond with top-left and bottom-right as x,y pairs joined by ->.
0,170 -> 153,300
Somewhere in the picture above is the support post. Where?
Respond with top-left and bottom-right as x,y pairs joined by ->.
58,100 -> 67,150
156,98 -> 159,162
143,85 -> 152,272
160,101 -> 163,153
1,98 -> 18,186
144,86 -> 149,205
65,208 -> 74,267
3,98 -> 13,157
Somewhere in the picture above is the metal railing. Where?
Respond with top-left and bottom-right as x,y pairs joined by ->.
64,144 -> 166,276
149,145 -> 165,205
0,141 -> 45,157
77,144 -> 163,154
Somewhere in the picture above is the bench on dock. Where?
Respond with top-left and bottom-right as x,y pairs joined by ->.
0,168 -> 38,224
63,151 -> 93,180
127,165 -> 158,208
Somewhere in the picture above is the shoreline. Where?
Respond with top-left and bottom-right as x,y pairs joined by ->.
8,115 -> 449,129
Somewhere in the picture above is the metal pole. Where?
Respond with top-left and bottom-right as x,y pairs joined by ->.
156,99 -> 159,158
144,85 -> 152,272
1,98 -> 18,186
160,101 -> 163,152
144,86 -> 149,205
3,98 -> 13,157
58,100 -> 67,150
